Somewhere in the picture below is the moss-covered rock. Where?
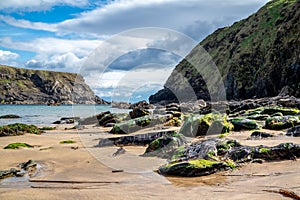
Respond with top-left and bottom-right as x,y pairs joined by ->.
157,138 -> 300,177
0,123 -> 42,137
179,113 -> 233,137
110,115 -> 168,134
143,133 -> 188,159
230,118 -> 260,131
0,114 -> 21,119
265,116 -> 300,130
158,159 -> 232,177
4,142 -> 34,149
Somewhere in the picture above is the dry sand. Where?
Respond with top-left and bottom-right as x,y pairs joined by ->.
0,125 -> 300,199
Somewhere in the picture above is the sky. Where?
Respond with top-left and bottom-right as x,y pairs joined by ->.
0,0 -> 270,102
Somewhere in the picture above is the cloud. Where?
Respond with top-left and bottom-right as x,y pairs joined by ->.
25,52 -> 85,71
0,36 -> 102,71
0,0 -> 89,12
54,0 -> 269,39
84,63 -> 174,102
0,49 -> 19,60
0,15 -> 57,32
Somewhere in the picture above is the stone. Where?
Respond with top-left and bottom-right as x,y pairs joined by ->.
0,114 -> 21,119
265,116 -> 300,130
179,113 -> 233,137
143,133 -> 188,159
286,126 -> 300,137
230,118 -> 259,131
250,131 -> 274,139
97,131 -> 178,147
129,108 -> 150,119
158,138 -> 300,177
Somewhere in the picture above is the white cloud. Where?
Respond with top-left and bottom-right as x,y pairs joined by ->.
0,15 -> 57,32
0,49 -> 19,61
0,37 -> 102,72
55,0 -> 269,39
0,0 -> 89,12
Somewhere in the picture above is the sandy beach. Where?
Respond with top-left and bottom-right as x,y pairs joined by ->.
0,125 -> 300,200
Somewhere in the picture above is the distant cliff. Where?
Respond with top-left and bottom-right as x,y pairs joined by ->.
0,65 -> 109,104
150,0 -> 300,104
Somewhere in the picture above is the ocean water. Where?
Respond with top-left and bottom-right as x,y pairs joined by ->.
0,105 -> 128,126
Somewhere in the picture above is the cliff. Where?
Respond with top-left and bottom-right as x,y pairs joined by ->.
150,0 -> 300,104
0,65 -> 109,104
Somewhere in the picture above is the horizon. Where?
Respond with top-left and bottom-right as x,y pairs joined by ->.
0,0 -> 270,102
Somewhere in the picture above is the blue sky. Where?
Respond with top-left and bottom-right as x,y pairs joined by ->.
0,0 -> 269,102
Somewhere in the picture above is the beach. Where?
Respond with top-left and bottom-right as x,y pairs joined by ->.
1,124 -> 300,200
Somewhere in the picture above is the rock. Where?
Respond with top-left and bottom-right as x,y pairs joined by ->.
96,131 -> 178,147
53,117 -> 79,124
261,107 -> 299,116
129,108 -> 151,119
245,114 -> 270,120
158,138 -> 300,177
250,131 -> 274,139
0,114 -> 21,119
286,126 -> 300,137
0,65 -> 105,104
158,159 -> 231,177
18,160 -> 37,171
0,168 -> 20,179
0,123 -> 41,137
129,100 -> 154,109
112,147 -> 126,157
179,113 -> 233,137
230,118 -> 259,131
265,116 -> 300,130
109,115 -> 168,134
143,133 -> 188,159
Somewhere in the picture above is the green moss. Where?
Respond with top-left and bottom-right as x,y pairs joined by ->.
60,140 -> 76,144
225,159 -> 237,169
259,147 -> 271,153
188,159 -> 220,169
171,145 -> 186,160
4,142 -> 33,149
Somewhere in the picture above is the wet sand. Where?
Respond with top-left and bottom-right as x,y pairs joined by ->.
0,125 -> 300,199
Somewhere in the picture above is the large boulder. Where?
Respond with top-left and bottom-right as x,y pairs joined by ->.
230,118 -> 260,131
265,116 -> 300,130
143,133 -> 188,159
179,113 -> 233,137
158,138 -> 300,177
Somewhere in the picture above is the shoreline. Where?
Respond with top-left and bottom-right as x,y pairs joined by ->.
0,124 -> 300,199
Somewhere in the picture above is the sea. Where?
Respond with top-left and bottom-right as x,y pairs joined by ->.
0,104 -> 128,126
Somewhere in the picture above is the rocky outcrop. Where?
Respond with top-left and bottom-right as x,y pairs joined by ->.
150,0 -> 300,104
0,65 -> 109,104
158,138 -> 300,177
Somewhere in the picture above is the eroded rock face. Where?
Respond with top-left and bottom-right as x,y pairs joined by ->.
0,65 -> 109,104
